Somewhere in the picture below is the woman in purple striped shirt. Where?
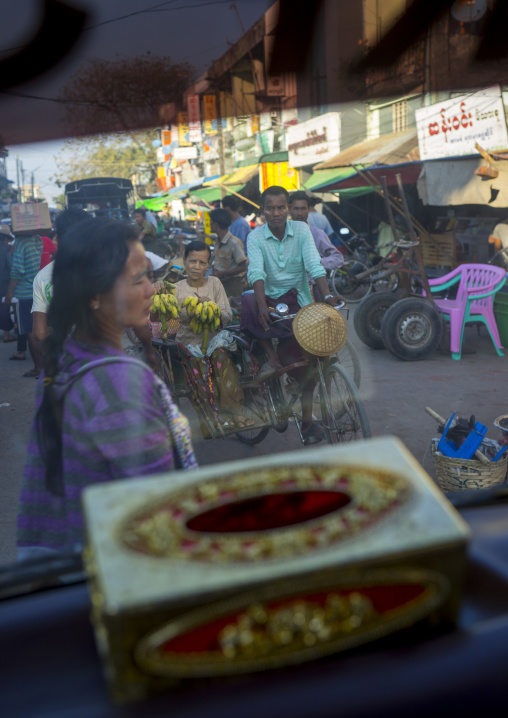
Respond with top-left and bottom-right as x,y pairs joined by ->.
17,219 -> 197,556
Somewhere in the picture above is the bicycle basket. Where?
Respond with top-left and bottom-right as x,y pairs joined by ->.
293,302 -> 348,357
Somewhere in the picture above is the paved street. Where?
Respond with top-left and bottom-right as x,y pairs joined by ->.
2,305 -> 508,564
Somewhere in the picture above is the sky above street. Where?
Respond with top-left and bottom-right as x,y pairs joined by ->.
1,0 -> 273,201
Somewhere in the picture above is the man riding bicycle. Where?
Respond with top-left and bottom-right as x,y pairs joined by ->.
240,185 -> 344,445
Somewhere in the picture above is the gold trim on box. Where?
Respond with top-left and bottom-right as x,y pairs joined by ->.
133,568 -> 449,678
119,465 -> 409,563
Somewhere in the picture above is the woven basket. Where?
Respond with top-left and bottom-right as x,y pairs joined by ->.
431,439 -> 507,493
166,318 -> 180,337
293,303 -> 348,357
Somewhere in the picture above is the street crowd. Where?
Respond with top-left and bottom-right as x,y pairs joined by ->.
1,186 -> 345,559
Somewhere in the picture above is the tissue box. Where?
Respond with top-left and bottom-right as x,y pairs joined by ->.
82,437 -> 470,702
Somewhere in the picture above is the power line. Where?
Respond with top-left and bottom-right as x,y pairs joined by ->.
0,0 -> 232,55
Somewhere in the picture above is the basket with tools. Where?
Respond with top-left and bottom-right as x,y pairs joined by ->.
426,407 -> 508,492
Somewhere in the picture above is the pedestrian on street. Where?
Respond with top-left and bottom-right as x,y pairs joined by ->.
32,208 -> 89,343
289,191 -> 344,300
17,218 -> 198,558
307,197 -> 334,237
222,195 -> 251,248
0,226 -> 15,343
241,185 -> 343,445
134,207 -> 158,253
209,208 -> 248,298
4,232 -> 43,377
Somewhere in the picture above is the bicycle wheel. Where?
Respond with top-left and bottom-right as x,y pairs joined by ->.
234,389 -> 272,445
319,364 -> 371,443
330,259 -> 372,303
334,339 -> 361,388
153,345 -> 180,406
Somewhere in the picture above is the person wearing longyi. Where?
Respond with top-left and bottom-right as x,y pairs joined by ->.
241,186 -> 344,445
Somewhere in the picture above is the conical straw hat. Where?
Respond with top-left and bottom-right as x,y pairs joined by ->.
293,302 -> 348,356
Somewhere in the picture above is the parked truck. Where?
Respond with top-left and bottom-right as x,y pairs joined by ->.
64,177 -> 135,221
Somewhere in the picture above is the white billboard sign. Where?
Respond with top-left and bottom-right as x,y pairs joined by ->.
416,86 -> 508,161
174,146 -> 198,160
287,112 -> 341,168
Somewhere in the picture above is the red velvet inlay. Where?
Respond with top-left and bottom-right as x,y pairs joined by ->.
185,491 -> 351,534
161,585 -> 426,654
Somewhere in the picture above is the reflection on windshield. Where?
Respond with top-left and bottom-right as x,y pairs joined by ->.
2,0 -> 508,594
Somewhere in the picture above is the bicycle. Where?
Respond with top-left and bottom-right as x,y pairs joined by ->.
151,303 -> 370,447
328,238 -> 423,303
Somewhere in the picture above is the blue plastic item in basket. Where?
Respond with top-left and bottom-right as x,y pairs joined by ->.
437,412 -> 488,460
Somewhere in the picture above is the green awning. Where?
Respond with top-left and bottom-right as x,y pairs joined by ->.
190,184 -> 243,204
333,186 -> 376,198
259,150 -> 289,164
304,167 -> 357,191
136,193 -> 186,210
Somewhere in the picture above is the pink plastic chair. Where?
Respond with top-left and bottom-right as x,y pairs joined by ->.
427,264 -> 506,360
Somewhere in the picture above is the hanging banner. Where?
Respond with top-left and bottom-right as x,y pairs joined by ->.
415,86 -> 508,161
203,95 -> 218,135
187,94 -> 202,143
247,115 -> 259,136
161,130 -> 172,146
259,161 -> 299,192
177,112 -> 191,147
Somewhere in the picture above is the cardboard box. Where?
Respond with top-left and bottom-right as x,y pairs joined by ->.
10,202 -> 52,235
82,437 -> 470,702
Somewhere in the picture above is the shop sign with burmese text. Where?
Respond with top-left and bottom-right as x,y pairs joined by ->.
287,113 -> 341,168
416,86 -> 508,161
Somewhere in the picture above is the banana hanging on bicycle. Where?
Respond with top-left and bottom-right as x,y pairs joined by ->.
150,286 -> 182,338
183,298 -> 222,353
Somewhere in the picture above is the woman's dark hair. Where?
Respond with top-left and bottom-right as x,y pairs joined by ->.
184,240 -> 211,259
38,218 -> 138,494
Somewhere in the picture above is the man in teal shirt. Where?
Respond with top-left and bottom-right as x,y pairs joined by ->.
241,185 -> 342,444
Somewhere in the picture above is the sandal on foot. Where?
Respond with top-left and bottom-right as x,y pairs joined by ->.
23,369 -> 40,378
3,336 -> 15,343
256,361 -> 281,382
9,354 -> 26,360
301,422 -> 324,445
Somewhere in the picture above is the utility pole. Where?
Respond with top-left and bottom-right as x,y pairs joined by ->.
15,155 -> 21,202
215,84 -> 227,197
31,171 -> 34,202
20,163 -> 25,202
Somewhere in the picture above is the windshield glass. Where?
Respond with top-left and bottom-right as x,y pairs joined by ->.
2,0 -> 508,595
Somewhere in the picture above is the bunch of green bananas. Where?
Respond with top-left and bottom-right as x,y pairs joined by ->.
182,297 -> 222,352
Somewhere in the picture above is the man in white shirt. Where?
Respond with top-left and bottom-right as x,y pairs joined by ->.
491,220 -> 508,268
32,208 -> 89,342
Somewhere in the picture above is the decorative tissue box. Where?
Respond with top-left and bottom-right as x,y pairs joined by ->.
82,437 -> 470,703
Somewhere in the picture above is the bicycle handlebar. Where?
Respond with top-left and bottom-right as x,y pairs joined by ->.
269,301 -> 346,322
